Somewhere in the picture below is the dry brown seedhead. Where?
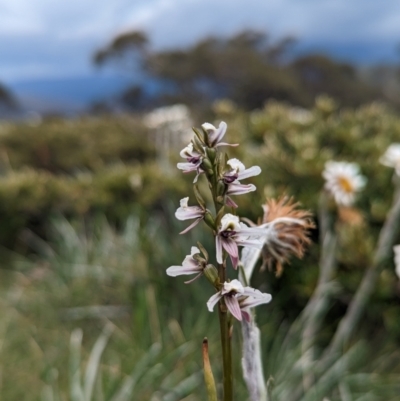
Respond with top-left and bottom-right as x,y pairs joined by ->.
261,196 -> 315,277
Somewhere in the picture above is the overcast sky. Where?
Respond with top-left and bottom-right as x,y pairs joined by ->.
1,0 -> 400,82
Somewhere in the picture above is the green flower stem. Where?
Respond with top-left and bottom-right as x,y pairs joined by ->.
218,283 -> 233,401
206,148 -> 233,401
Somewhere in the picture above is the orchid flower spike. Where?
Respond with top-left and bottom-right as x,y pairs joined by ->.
216,214 -> 266,269
177,143 -> 203,183
201,121 -> 238,148
322,161 -> 366,206
166,246 -> 207,284
223,158 -> 261,207
175,197 -> 205,234
207,279 -> 272,321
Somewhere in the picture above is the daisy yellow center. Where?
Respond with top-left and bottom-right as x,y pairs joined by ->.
338,176 -> 354,193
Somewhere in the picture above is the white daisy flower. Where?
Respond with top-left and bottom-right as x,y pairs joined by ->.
380,144 -> 400,176
322,161 -> 366,206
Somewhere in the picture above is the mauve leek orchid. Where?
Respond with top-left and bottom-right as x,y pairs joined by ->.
177,143 -> 203,183
223,158 -> 261,208
175,197 -> 205,234
216,214 -> 265,269
207,279 -> 272,321
201,121 -> 238,147
166,246 -> 205,284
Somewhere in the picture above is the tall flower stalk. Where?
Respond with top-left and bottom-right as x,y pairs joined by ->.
167,122 -> 314,400
167,122 -> 272,400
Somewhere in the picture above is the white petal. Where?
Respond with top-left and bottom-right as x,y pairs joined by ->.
227,158 -> 245,172
207,292 -> 223,312
219,213 -> 241,232
237,166 -> 261,180
222,279 -> 244,294
166,264 -> 201,276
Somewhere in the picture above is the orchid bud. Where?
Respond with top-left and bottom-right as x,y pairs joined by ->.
192,127 -> 206,144
204,210 -> 216,230
206,147 -> 217,164
193,185 -> 206,209
202,158 -> 214,176
204,264 -> 219,286
217,180 -> 226,197
192,135 -> 205,154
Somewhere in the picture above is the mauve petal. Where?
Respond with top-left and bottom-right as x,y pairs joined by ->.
222,238 -> 238,259
166,264 -> 201,276
225,196 -> 238,208
193,169 -> 202,183
240,293 -> 272,308
241,310 -> 251,322
177,162 -> 198,172
225,296 -> 242,321
235,238 -> 264,249
181,255 -> 200,269
216,236 -> 223,264
179,218 -> 202,234
175,206 -> 204,221
237,166 -> 261,180
215,142 -> 239,147
207,292 -> 223,312
222,238 -> 239,269
226,183 -> 256,195
237,226 -> 267,236
210,121 -> 227,145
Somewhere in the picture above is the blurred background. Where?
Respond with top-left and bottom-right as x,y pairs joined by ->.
1,1 -> 400,400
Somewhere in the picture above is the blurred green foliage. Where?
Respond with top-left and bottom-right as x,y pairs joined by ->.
1,97 -> 400,399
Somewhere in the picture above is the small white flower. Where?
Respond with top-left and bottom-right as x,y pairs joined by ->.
216,214 -> 265,269
380,144 -> 400,176
207,279 -> 272,321
177,143 -> 203,182
322,161 -> 366,206
166,246 -> 205,283
393,245 -> 400,279
201,121 -> 238,147
175,197 -> 205,234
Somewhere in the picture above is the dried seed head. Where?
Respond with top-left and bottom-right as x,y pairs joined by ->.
261,196 -> 315,277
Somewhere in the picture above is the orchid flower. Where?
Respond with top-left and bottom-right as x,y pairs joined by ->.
223,158 -> 261,207
201,121 -> 238,147
177,143 -> 203,183
207,279 -> 272,321
175,197 -> 205,234
166,246 -> 206,284
216,214 -> 265,269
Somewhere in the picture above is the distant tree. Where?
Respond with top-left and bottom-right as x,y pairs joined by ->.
0,83 -> 18,111
93,30 -> 149,73
93,29 -> 389,110
291,55 -> 381,107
